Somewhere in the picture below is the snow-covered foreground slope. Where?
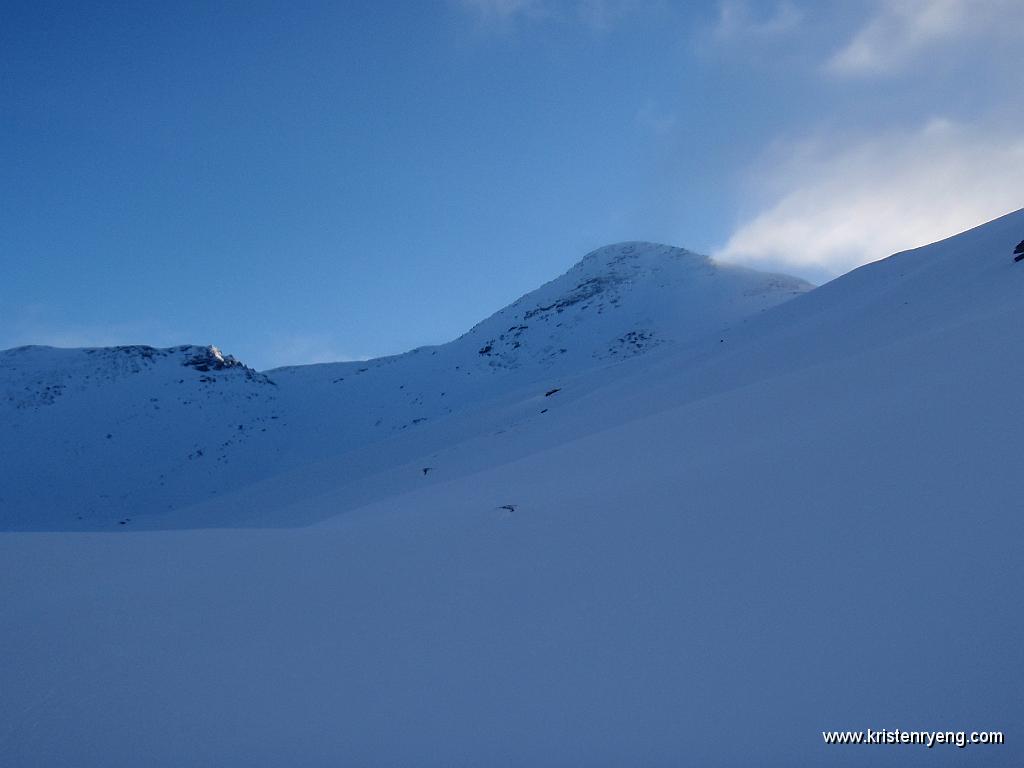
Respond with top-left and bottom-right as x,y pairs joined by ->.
2,213 -> 1024,766
0,243 -> 808,530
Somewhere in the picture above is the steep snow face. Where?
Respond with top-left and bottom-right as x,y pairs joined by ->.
0,244 -> 809,530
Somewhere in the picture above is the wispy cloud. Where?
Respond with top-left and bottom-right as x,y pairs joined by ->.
827,0 -> 1023,76
456,0 -> 641,31
635,101 -> 677,137
0,328 -> 145,351
261,333 -> 359,370
0,305 -> 183,352
459,0 -> 549,24
711,0 -> 802,41
715,119 -> 1024,279
576,0 -> 640,31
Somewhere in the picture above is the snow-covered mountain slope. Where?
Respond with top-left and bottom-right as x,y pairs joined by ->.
263,243 -> 808,461
2,211 -> 1023,766
0,243 -> 808,530
152,208 -> 1024,532
0,344 -> 285,528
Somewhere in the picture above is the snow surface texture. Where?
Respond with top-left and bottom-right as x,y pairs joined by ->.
2,218 -> 1023,765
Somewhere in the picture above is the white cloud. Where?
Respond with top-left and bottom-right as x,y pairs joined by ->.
715,119 -> 1024,278
711,0 -> 802,41
828,0 -> 1022,76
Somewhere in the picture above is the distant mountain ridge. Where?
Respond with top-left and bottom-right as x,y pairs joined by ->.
0,242 -> 809,529
2,344 -> 270,411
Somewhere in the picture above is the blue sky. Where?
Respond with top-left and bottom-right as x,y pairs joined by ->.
2,0 -> 1021,368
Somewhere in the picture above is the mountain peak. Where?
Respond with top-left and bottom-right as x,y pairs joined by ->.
182,345 -> 245,373
452,241 -> 811,372
577,241 -> 702,267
